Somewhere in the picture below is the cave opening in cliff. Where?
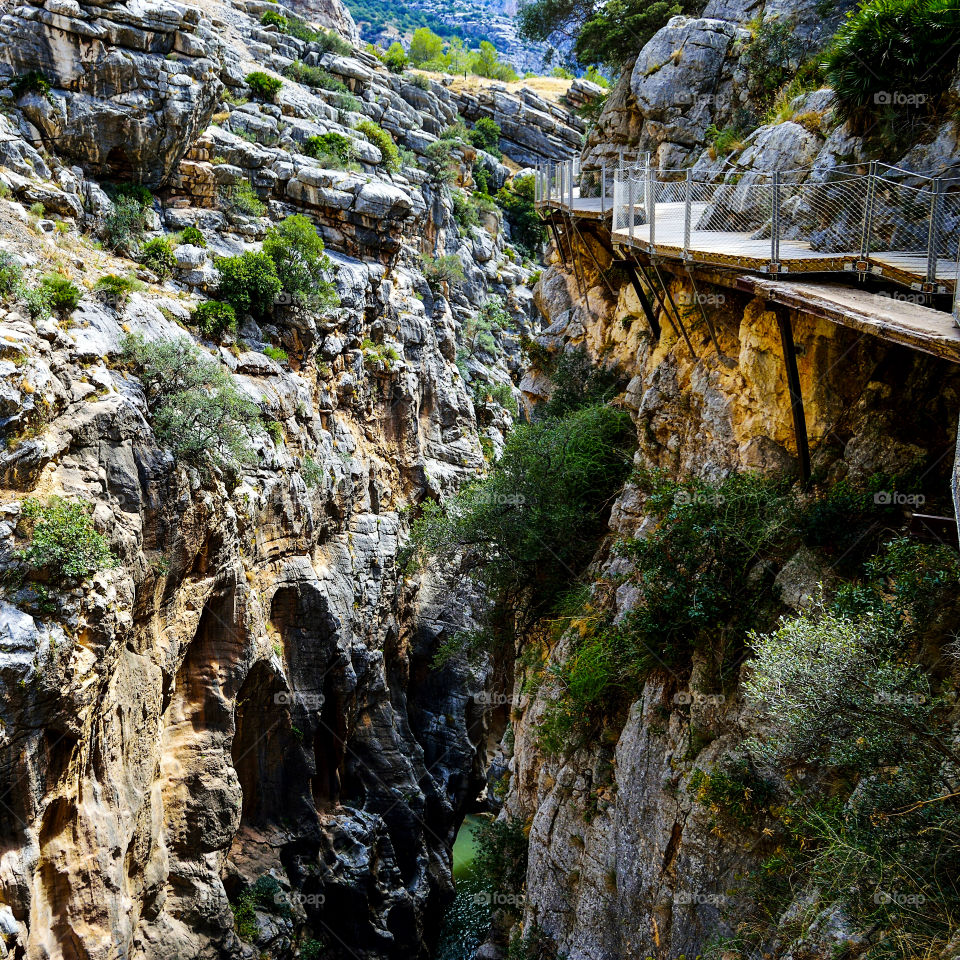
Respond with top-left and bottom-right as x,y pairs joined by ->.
232,660 -> 312,826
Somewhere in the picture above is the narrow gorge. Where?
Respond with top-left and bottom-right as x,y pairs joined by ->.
0,0 -> 958,958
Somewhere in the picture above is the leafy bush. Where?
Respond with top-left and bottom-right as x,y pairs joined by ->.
214,251 -> 282,319
245,70 -> 283,101
0,252 -> 23,299
468,117 -> 502,156
496,175 -> 546,257
192,300 -> 237,341
452,190 -> 480,230
303,132 -> 353,165
706,123 -> 748,159
102,196 -> 147,253
120,333 -> 261,471
469,40 -> 518,81
742,542 -> 960,955
542,346 -> 624,418
474,817 -> 528,918
262,214 -> 339,309
260,9 -> 287,28
284,60 -> 349,93
39,274 -> 82,315
354,119 -> 400,173
17,285 -> 52,322
178,225 -> 206,247
139,237 -> 177,278
424,140 -> 459,183
823,0 -> 960,132
94,274 -> 144,309
221,180 -> 267,218
105,183 -> 154,209
18,497 -> 117,581
11,70 -> 52,99
383,41 -> 408,73
422,253 -> 465,291
738,15 -> 805,108
263,345 -> 288,363
300,941 -> 325,960
361,338 -> 400,370
410,404 -> 635,628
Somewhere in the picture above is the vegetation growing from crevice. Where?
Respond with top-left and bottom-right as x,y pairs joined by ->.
495,175 -> 546,259
531,469 -> 941,753
409,404 -> 635,638
17,497 -> 117,582
120,333 -> 261,472
698,537 -> 960,960
823,0 -> 960,147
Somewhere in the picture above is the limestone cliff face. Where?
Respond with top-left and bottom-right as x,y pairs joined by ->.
495,5 -> 960,957
503,235 -> 960,959
0,1 -> 574,955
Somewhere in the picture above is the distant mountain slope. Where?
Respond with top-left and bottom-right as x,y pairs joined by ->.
344,0 -> 551,73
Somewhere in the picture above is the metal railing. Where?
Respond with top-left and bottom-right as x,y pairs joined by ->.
535,155 -> 960,296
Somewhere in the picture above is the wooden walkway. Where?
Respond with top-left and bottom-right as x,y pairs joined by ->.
538,194 -> 960,365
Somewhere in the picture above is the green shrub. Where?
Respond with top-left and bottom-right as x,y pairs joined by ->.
823,0 -> 960,133
422,253 -> 465,291
705,123 -> 748,158
284,60 -> 349,93
300,940 -> 325,960
230,895 -> 258,941
424,140 -> 458,183
452,190 -> 480,230
94,274 -> 144,309
263,345 -> 288,363
214,251 -> 282,319
245,70 -> 283,101
383,41 -> 408,73
17,285 -> 52,322
468,117 -> 502,156
102,196 -> 147,253
262,214 -> 339,309
222,180 -> 267,218
738,15 -> 805,108
354,119 -> 400,173
39,274 -> 82,315
11,70 -> 52,99
0,252 -> 24,299
105,183 -> 154,209
18,497 -> 117,581
120,333 -> 261,470
361,337 -> 400,370
542,346 -> 624,418
302,132 -> 353,165
178,225 -> 206,247
474,817 -> 528,918
139,237 -> 177,278
260,9 -> 288,28
496,175 -> 546,258
410,404 -> 635,628
192,300 -> 237,341
743,550 -> 960,955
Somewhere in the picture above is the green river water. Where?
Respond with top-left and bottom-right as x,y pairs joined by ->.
434,814 -> 492,960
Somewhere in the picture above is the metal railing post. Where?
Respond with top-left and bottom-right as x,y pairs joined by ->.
860,160 -> 878,263
569,159 -> 574,208
683,168 -> 692,259
601,162 -> 607,216
926,177 -> 944,287
646,161 -> 656,248
771,170 -> 781,271
628,176 -> 635,242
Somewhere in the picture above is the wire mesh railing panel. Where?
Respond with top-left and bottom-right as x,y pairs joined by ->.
867,179 -> 931,266
779,174 -> 868,254
542,158 -> 960,290
612,171 -> 647,239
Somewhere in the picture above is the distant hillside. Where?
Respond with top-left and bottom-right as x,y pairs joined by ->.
344,0 -> 551,73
